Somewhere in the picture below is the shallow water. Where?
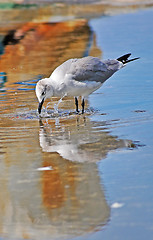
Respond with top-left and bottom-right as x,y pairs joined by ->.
0,5 -> 153,240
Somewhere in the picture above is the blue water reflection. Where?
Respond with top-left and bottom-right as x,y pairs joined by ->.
0,5 -> 153,240
75,7 -> 153,240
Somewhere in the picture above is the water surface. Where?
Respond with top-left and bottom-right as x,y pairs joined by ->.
0,6 -> 153,240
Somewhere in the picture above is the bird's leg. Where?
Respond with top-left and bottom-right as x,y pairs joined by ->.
81,98 -> 85,114
75,97 -> 79,113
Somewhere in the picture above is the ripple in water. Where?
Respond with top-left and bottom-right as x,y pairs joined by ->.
8,107 -> 98,121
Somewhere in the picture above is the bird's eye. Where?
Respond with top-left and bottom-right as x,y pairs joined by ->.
42,85 -> 47,96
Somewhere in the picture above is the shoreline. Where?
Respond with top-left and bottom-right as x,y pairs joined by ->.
0,1 -> 153,29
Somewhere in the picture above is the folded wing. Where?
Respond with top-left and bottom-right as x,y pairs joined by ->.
67,56 -> 123,83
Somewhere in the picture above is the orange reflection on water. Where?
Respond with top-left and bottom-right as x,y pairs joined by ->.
0,102 -> 135,240
0,14 -> 105,240
42,155 -> 66,209
0,19 -> 92,85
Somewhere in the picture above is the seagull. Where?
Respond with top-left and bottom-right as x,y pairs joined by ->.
35,53 -> 139,114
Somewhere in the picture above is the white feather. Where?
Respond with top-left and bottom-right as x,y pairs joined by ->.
35,55 -> 126,113
48,56 -> 123,97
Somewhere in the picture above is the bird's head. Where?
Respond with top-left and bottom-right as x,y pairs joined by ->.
35,78 -> 53,114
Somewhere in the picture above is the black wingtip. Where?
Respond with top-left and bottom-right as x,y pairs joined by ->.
117,53 -> 131,63
117,53 -> 140,64
125,57 -> 140,63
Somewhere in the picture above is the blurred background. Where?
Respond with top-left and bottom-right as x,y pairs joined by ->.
0,1 -> 153,240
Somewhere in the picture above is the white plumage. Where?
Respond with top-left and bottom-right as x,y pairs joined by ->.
35,54 -> 139,114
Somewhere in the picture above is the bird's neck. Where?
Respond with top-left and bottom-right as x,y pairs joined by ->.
47,77 -> 66,97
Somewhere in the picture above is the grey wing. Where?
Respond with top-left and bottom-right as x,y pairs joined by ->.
50,58 -> 78,81
67,56 -> 123,83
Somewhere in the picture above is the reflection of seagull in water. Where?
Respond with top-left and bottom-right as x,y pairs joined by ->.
36,53 -> 139,114
39,118 -> 134,163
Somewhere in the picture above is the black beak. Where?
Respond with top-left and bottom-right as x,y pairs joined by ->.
38,98 -> 44,114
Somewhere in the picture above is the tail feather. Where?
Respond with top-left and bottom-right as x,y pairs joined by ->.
117,53 -> 140,64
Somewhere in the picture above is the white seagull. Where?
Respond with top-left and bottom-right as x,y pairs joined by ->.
35,53 -> 139,114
